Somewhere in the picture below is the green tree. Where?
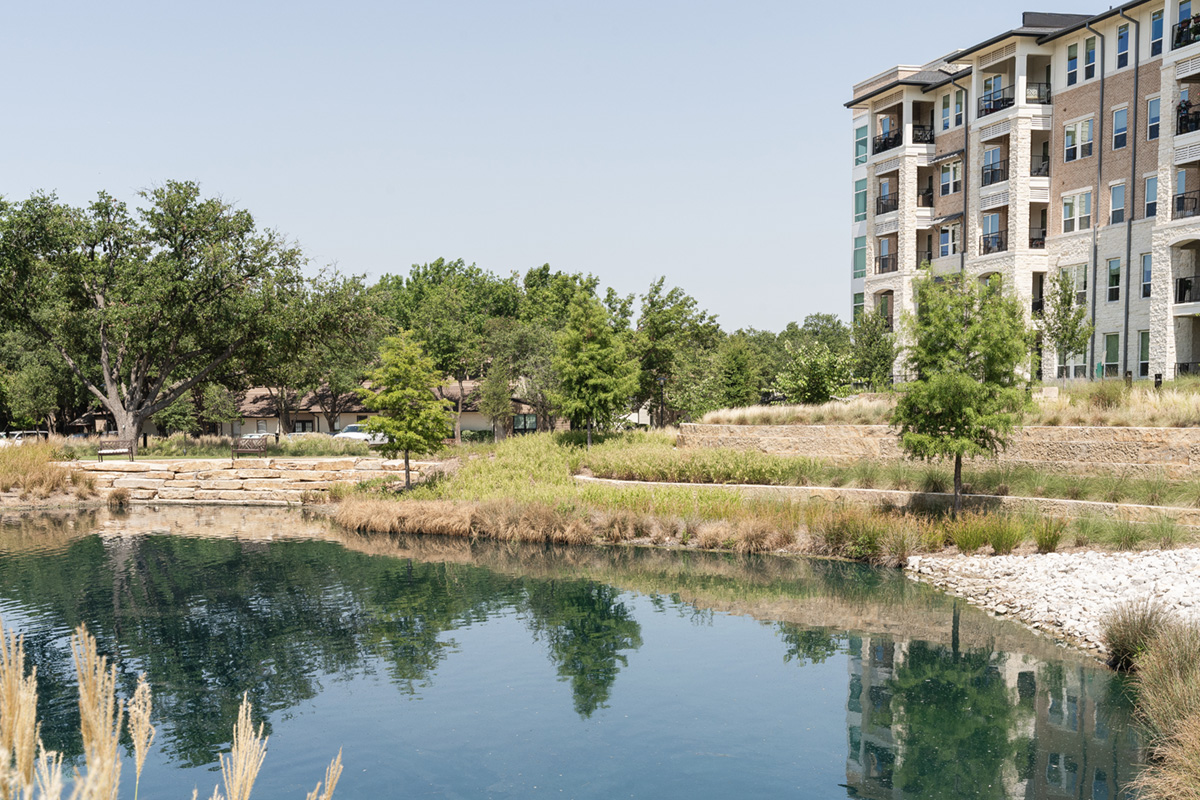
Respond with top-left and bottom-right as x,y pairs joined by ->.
716,337 -> 763,408
478,358 -> 514,441
799,313 -> 852,357
199,384 -> 242,434
1039,268 -> 1094,381
776,341 -> 851,404
0,182 -> 304,450
360,333 -> 455,488
152,395 -> 200,437
554,293 -> 638,448
484,317 -> 562,432
851,311 -> 898,390
633,278 -> 721,426
893,274 -> 1030,514
3,363 -> 59,430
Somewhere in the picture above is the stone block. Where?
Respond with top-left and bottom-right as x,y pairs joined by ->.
157,488 -> 196,500
79,461 -> 155,473
241,479 -> 289,490
197,470 -> 241,480
129,490 -> 158,500
231,458 -> 271,469
235,469 -> 282,479
198,480 -> 243,490
112,478 -> 167,490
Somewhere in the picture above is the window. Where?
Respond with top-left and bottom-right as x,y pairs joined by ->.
940,161 -> 962,195
955,89 -> 964,126
294,419 -> 314,433
513,414 -> 537,434
982,146 -> 1004,185
1142,252 -> 1153,298
1117,24 -> 1129,68
1111,183 -> 1125,224
1073,264 -> 1089,305
853,292 -> 864,319
1147,175 -> 1158,217
1113,108 -> 1128,149
941,94 -> 950,130
853,236 -> 866,278
1108,258 -> 1121,301
1139,331 -> 1150,377
1063,190 -> 1092,232
1065,119 -> 1093,161
854,125 -> 868,164
854,178 -> 867,221
1105,334 -> 1120,377
1058,349 -> 1087,378
939,223 -> 960,257
1152,10 -> 1164,56
256,420 -> 268,433
1085,37 -> 1096,79
1067,44 -> 1079,85
1149,97 -> 1160,139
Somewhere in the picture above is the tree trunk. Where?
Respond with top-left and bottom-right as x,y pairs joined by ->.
953,454 -> 963,518
587,417 -> 592,450
114,408 -> 142,457
404,449 -> 411,491
455,379 -> 464,446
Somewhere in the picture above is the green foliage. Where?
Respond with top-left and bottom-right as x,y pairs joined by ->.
850,310 -> 897,389
360,333 -> 455,479
199,384 -> 242,427
1040,268 -> 1094,378
152,395 -> 200,437
776,341 -> 851,404
479,359 -> 514,439
554,293 -> 638,444
716,337 -> 762,408
633,277 -> 722,424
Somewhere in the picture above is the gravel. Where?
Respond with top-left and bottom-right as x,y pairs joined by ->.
906,548 -> 1200,653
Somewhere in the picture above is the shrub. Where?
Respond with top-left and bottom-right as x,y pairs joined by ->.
1084,380 -> 1129,410
987,516 -> 1024,555
814,506 -> 885,560
106,487 -> 131,510
1033,517 -> 1066,553
946,512 -> 989,554
1101,598 -> 1172,672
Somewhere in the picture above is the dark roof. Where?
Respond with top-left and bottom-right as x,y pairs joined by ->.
1037,1 -> 1154,43
845,66 -> 967,108
931,148 -> 964,164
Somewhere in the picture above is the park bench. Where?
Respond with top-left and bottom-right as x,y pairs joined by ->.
232,436 -> 269,460
97,439 -> 135,462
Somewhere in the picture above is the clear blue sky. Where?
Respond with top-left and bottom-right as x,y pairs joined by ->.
5,1 -> 1097,332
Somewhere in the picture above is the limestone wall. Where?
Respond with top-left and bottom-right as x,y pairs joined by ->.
677,423 -> 1200,477
70,457 -> 431,505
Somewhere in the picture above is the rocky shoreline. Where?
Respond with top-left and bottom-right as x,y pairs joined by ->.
906,548 -> 1200,654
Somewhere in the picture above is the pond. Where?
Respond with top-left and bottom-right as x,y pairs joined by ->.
0,506 -> 1140,799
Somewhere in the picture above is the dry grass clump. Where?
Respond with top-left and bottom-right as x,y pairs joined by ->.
0,617 -> 344,800
1131,620 -> 1200,799
0,442 -> 74,498
1101,598 -> 1172,672
106,488 -> 131,511
700,397 -> 894,427
694,522 -> 731,550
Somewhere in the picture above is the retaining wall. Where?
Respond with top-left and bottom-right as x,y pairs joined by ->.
678,423 -> 1200,478
70,457 -> 431,505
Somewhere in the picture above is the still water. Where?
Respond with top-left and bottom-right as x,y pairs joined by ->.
0,507 -> 1139,799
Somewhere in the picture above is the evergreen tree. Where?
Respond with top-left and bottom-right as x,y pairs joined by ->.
851,311 -> 898,390
554,293 -> 638,448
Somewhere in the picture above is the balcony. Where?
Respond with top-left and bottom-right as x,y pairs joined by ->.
1176,274 -> 1200,303
1174,17 -> 1200,49
1030,154 -> 1050,177
1031,298 -> 1044,314
978,85 -> 1015,118
1025,82 -> 1051,105
1174,190 -> 1200,219
1179,107 -> 1200,135
981,159 -> 1009,187
876,255 -> 898,274
980,229 -> 1008,255
873,130 -> 901,155
1030,228 -> 1046,249
912,124 -> 935,144
876,194 -> 899,215
917,188 -> 934,208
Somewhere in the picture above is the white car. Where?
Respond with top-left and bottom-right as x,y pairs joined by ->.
333,424 -> 386,446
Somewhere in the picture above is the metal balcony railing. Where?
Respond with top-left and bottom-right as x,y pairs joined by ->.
980,229 -> 1008,255
978,85 -> 1015,117
916,250 -> 933,266
876,194 -> 899,215
1030,154 -> 1050,177
1178,107 -> 1200,135
876,255 -> 898,274
981,159 -> 1009,186
1030,228 -> 1047,249
1174,190 -> 1200,219
917,188 -> 934,208
1174,17 -> 1200,49
873,130 -> 901,154
912,124 -> 935,144
1176,274 -> 1200,303
1026,82 -> 1051,104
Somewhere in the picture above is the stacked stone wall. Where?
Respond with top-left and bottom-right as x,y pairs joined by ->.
678,423 -> 1200,478
70,457 -> 429,505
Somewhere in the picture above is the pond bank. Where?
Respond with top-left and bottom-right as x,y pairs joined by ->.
907,548 -> 1200,654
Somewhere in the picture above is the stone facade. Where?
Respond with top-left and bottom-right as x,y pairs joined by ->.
850,7 -> 1200,382
71,457 -> 430,505
678,421 -> 1200,478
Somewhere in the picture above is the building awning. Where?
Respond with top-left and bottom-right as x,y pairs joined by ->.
930,212 -> 963,226
931,149 -> 963,165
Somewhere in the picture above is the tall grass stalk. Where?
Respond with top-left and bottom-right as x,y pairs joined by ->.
128,674 -> 156,800
220,694 -> 269,800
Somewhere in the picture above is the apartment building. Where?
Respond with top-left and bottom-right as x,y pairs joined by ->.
848,5 -> 1200,380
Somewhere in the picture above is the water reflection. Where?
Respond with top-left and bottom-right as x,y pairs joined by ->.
0,507 -> 1141,799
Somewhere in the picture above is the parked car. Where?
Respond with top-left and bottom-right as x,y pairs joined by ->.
333,424 -> 386,446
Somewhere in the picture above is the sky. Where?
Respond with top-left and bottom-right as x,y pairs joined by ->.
5,0 -> 1100,332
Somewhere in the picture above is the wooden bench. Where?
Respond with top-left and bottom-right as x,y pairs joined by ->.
97,439 -> 134,462
232,436 -> 269,460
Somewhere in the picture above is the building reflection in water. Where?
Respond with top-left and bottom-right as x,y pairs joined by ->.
844,633 -> 1140,799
